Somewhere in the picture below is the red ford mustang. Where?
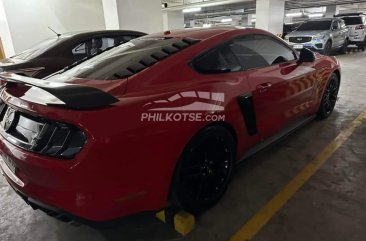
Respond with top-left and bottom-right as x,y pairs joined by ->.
0,27 -> 340,222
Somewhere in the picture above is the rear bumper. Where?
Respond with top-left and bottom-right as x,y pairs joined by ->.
4,179 -> 79,223
349,39 -> 364,44
0,133 -> 162,222
348,33 -> 365,43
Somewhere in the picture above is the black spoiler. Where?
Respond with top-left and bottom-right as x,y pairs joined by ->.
0,73 -> 119,110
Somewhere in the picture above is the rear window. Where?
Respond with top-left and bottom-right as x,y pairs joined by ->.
342,17 -> 363,25
47,37 -> 199,81
297,20 -> 332,31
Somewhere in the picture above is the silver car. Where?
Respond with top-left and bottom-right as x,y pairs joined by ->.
336,13 -> 366,51
285,18 -> 349,55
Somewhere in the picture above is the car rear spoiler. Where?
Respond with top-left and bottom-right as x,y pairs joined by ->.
0,72 -> 119,110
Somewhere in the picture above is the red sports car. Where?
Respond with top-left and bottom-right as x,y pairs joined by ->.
0,27 -> 340,222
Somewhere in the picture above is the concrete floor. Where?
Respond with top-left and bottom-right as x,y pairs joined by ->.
1,49 -> 366,241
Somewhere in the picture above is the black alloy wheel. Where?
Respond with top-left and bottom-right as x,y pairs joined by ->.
317,73 -> 339,119
340,39 -> 348,54
323,41 -> 332,56
359,38 -> 366,51
171,126 -> 235,214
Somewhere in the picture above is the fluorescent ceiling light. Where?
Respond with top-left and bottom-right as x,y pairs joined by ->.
286,12 -> 302,17
308,13 -> 324,18
221,18 -> 233,23
182,7 -> 201,13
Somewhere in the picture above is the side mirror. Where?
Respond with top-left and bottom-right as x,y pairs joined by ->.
298,48 -> 315,63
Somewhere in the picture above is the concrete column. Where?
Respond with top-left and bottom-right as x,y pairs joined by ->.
162,11 -> 184,31
255,0 -> 285,36
0,0 -> 14,57
103,0 -> 163,34
102,0 -> 120,29
189,20 -> 196,28
325,5 -> 339,18
117,0 -> 163,33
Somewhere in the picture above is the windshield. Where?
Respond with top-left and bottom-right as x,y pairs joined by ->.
297,20 -> 332,31
47,37 -> 180,81
11,37 -> 63,60
342,17 -> 363,25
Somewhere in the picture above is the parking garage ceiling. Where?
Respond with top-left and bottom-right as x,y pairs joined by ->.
162,0 -> 366,10
286,0 -> 366,9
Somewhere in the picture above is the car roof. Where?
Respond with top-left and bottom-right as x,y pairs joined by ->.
148,27 -> 243,40
61,30 -> 146,38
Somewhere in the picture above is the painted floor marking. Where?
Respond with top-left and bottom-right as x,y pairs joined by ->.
230,111 -> 366,241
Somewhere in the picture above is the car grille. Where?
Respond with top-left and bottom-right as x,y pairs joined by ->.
289,37 -> 312,43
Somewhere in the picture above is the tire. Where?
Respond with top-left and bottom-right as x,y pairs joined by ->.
358,38 -> 366,51
171,126 -> 235,214
339,39 -> 348,54
317,73 -> 339,120
322,41 -> 332,56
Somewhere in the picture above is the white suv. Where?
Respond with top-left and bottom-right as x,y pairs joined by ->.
336,13 -> 366,51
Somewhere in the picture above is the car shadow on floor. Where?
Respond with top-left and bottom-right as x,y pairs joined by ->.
96,213 -> 180,241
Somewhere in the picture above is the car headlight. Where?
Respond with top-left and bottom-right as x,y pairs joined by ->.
313,34 -> 326,40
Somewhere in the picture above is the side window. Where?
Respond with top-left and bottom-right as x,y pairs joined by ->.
340,20 -> 346,29
229,35 -> 296,70
192,45 -> 241,74
71,37 -> 116,60
120,35 -> 134,43
115,35 -> 139,45
72,40 -> 92,60
99,37 -> 116,51
332,21 -> 339,30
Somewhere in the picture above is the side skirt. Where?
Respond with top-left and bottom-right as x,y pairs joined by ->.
237,115 -> 316,163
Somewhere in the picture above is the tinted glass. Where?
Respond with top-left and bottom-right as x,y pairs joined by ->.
229,35 -> 296,70
72,41 -> 90,60
119,35 -> 135,43
48,37 -> 183,81
332,21 -> 339,30
297,20 -> 332,31
284,23 -> 300,33
72,37 -> 117,60
193,45 -> 241,74
342,17 -> 363,25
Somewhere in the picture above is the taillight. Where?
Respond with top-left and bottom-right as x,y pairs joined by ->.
355,25 -> 365,30
0,102 -> 86,159
31,122 -> 87,159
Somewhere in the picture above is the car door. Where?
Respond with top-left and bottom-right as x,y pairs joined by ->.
332,20 -> 343,47
338,20 -> 348,45
228,35 -> 317,139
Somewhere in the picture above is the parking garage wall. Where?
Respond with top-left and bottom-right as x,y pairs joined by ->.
2,0 -> 106,53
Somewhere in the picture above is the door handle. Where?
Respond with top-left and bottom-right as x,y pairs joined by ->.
256,82 -> 273,93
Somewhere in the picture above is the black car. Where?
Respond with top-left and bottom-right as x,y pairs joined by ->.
0,30 -> 146,78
